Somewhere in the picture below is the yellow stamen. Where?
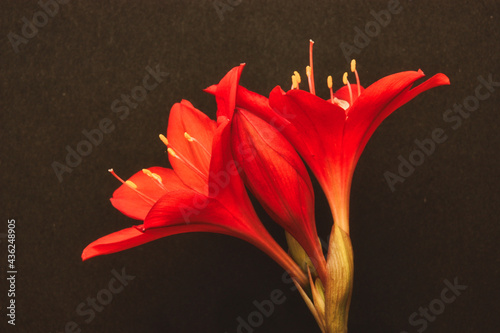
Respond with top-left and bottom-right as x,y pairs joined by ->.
184,131 -> 211,156
159,134 -> 169,146
327,75 -> 334,103
142,168 -> 165,190
294,71 -> 301,83
291,75 -> 299,90
184,132 -> 194,142
167,147 -> 208,181
151,173 -> 162,183
343,72 -> 353,106
351,59 -> 361,97
108,168 -> 156,204
167,147 -> 177,158
125,180 -> 137,189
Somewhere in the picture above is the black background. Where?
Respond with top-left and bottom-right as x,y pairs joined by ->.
1,1 -> 499,332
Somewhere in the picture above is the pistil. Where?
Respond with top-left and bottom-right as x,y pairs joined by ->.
308,40 -> 316,95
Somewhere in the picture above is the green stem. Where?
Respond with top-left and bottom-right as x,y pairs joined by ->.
325,224 -> 354,333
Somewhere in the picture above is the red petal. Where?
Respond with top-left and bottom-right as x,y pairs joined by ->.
81,223 -> 233,261
231,110 -> 326,280
345,71 -> 450,170
167,100 -> 216,194
334,84 -> 365,104
110,167 -> 186,220
214,64 -> 245,122
269,87 -> 346,185
143,185 -> 308,285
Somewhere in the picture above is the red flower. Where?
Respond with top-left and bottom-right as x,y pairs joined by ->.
82,96 -> 308,285
207,64 -> 327,281
206,44 -> 450,235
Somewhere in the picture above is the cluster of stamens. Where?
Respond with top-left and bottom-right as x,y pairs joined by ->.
159,132 -> 210,181
108,131 -> 211,202
290,40 -> 363,110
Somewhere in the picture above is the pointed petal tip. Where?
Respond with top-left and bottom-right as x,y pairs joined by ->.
203,84 -> 217,95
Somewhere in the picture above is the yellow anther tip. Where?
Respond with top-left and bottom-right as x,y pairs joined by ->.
327,76 -> 333,89
291,75 -> 298,89
167,147 -> 177,158
142,169 -> 153,176
343,72 -> 349,85
125,180 -> 138,189
293,71 -> 301,83
159,134 -> 169,146
152,173 -> 162,182
306,66 -> 311,77
351,59 -> 356,72
184,132 -> 193,142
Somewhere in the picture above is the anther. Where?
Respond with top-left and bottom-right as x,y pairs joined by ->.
125,180 -> 137,189
184,132 -> 194,142
167,147 -> 178,158
294,71 -> 301,84
142,168 -> 166,190
291,74 -> 299,90
159,134 -> 169,147
327,75 -> 334,103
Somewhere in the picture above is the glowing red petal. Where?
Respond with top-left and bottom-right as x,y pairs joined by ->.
344,71 -> 450,171
81,223 -> 233,261
213,64 -> 245,122
231,109 -> 326,280
167,100 -> 216,194
269,86 -> 346,186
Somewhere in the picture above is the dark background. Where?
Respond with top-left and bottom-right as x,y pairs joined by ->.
1,0 -> 499,332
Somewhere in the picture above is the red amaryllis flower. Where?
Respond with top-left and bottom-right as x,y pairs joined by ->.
82,98 -> 308,285
206,42 -> 450,235
209,64 -> 327,282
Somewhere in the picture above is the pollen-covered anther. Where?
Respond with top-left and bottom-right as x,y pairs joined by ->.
327,75 -> 334,103
184,132 -> 194,142
167,147 -> 178,158
291,74 -> 299,90
159,134 -> 169,147
142,168 -> 165,190
294,71 -> 302,84
125,180 -> 138,189
142,169 -> 163,183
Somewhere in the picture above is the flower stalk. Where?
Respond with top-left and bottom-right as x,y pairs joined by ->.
325,224 -> 354,333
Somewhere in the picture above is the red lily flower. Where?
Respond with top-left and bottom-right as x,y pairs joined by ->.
206,44 -> 450,235
209,65 -> 327,282
82,99 -> 308,285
